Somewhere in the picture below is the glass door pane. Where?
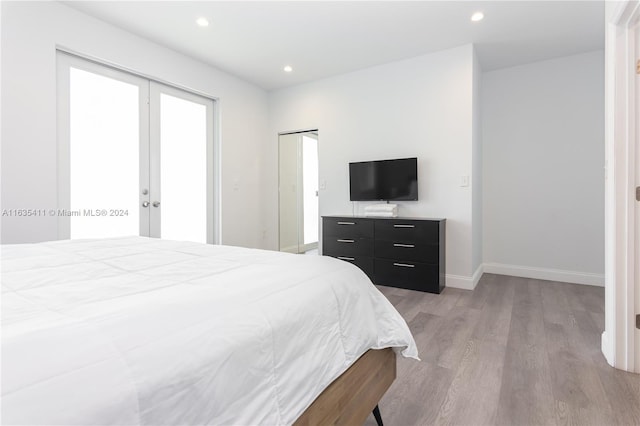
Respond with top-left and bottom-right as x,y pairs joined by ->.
150,84 -> 212,244
68,67 -> 143,239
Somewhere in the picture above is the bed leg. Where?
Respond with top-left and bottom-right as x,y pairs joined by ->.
372,405 -> 383,426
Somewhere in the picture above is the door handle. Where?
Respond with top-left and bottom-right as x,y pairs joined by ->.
142,201 -> 150,208
337,239 -> 355,243
393,243 -> 415,248
152,201 -> 160,208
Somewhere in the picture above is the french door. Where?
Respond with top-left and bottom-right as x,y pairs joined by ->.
57,52 -> 216,243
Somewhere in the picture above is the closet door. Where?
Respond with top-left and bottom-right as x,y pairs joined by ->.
57,53 -> 150,239
278,131 -> 319,254
149,82 -> 214,244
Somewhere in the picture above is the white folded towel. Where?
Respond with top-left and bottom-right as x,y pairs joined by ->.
364,203 -> 398,212
364,210 -> 397,217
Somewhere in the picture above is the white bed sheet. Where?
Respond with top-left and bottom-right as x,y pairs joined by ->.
1,236 -> 417,425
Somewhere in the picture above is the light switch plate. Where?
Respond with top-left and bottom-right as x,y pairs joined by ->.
460,175 -> 469,187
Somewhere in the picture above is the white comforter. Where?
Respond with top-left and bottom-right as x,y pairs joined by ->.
1,237 -> 417,425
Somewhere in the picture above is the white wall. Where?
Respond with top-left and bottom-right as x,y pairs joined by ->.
1,1 -> 605,291
1,1 -> 269,248
482,50 -> 605,285
268,45 -> 478,286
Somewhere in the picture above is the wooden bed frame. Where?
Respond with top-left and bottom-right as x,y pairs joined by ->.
294,348 -> 396,426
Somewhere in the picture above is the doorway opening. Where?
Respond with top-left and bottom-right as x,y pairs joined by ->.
278,130 -> 319,254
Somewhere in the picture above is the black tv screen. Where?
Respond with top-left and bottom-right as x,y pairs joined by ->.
349,157 -> 418,201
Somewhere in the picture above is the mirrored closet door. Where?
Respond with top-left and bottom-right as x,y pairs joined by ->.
278,131 -> 318,254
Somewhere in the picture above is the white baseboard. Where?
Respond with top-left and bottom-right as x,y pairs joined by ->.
472,264 -> 484,288
446,274 -> 475,290
483,262 -> 604,287
446,264 -> 484,291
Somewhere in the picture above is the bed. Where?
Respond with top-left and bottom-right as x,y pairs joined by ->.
1,236 -> 417,425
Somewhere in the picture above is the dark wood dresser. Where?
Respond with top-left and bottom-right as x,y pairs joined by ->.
322,216 -> 446,294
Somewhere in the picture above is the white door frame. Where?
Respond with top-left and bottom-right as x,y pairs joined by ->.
603,0 -> 640,373
636,11 -> 640,375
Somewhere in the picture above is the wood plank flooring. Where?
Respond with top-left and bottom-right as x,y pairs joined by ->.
364,273 -> 640,426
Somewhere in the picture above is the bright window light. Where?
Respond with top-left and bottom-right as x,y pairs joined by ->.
69,67 -> 139,239
160,93 -> 207,244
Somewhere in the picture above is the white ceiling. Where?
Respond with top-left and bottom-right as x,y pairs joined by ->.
64,1 -> 604,91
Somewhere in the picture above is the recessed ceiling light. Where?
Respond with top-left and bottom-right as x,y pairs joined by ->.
471,12 -> 484,22
283,65 -> 293,73
196,17 -> 209,27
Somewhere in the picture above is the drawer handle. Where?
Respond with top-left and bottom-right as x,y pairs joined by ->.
393,224 -> 415,228
337,239 -> 355,243
337,221 -> 355,225
393,262 -> 415,268
393,243 -> 415,248
338,256 -> 355,261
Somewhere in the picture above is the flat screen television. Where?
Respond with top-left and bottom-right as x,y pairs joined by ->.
349,157 -> 418,201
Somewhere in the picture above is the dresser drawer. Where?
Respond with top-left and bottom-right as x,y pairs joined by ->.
322,215 -> 446,294
374,240 -> 439,264
323,217 -> 373,239
374,219 -> 439,243
374,259 -> 440,293
328,255 -> 374,280
323,237 -> 374,257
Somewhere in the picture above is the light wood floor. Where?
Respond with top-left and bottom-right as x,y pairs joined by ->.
364,273 -> 640,426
